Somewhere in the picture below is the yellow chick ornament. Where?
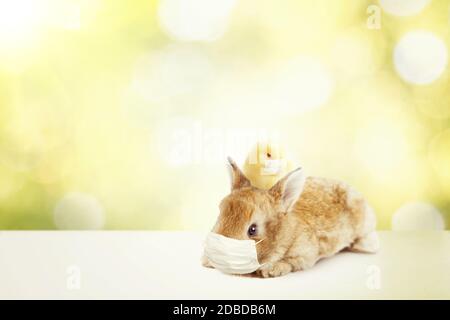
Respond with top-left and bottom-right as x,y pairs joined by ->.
243,142 -> 295,190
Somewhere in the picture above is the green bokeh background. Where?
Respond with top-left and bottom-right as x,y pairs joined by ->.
0,0 -> 449,230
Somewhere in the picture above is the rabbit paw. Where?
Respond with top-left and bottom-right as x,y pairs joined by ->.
258,261 -> 292,278
201,255 -> 214,268
350,232 -> 379,253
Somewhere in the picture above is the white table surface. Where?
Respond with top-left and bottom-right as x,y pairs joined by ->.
0,231 -> 449,299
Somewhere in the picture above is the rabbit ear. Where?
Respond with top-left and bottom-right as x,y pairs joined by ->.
227,157 -> 251,190
269,167 -> 306,213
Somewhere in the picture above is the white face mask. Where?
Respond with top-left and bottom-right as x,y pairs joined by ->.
204,232 -> 265,275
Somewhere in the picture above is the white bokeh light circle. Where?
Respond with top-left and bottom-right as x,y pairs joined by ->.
157,0 -> 236,42
54,192 -> 105,230
379,0 -> 430,16
0,0 -> 44,50
49,0 -> 103,31
132,46 -> 214,103
273,57 -> 334,115
394,31 -> 448,85
391,202 -> 445,231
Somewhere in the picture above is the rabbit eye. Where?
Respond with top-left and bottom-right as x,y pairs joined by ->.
247,223 -> 257,237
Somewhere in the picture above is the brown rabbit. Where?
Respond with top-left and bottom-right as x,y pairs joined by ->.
202,157 -> 379,278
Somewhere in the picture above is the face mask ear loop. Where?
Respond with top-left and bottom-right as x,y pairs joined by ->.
255,238 -> 265,245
